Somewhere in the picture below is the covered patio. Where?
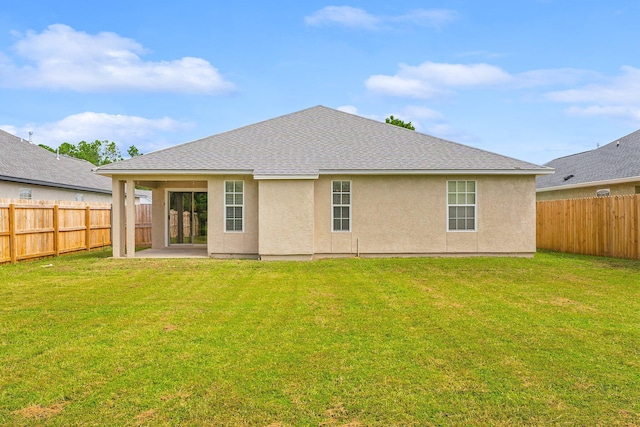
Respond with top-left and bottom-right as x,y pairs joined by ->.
110,177 -> 210,258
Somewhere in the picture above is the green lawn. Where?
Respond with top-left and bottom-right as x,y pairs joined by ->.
1,251 -> 639,426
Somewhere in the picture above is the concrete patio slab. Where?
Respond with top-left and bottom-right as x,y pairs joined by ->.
134,246 -> 208,258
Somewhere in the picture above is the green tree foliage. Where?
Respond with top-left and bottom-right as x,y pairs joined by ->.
385,115 -> 415,130
39,140 -> 142,165
127,145 -> 142,158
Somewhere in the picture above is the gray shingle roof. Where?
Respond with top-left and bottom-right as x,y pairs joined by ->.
536,129 -> 640,189
0,129 -> 112,193
97,106 -> 550,176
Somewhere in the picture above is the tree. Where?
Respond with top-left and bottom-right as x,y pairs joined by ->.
127,145 -> 142,158
38,143 -> 56,153
385,115 -> 415,131
38,140 -> 142,165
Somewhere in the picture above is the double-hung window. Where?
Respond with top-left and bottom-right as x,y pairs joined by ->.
225,181 -> 243,232
447,180 -> 476,231
332,180 -> 351,232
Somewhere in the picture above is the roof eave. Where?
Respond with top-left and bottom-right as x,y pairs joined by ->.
0,175 -> 112,194
94,169 -> 254,176
319,168 -> 554,176
95,167 -> 553,179
537,175 -> 640,192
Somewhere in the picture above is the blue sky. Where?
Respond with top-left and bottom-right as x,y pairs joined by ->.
1,0 -> 639,165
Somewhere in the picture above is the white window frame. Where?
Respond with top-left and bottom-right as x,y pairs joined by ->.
75,193 -> 85,202
331,180 -> 351,232
19,188 -> 32,200
224,180 -> 244,233
447,180 -> 477,232
595,189 -> 610,197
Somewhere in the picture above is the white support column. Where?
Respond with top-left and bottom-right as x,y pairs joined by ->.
112,179 -> 126,257
126,179 -> 136,257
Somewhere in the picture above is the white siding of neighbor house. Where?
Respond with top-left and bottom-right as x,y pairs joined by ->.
0,180 -> 112,203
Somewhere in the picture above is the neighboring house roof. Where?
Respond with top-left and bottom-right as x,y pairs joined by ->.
136,189 -> 153,204
97,106 -> 552,178
0,129 -> 113,194
537,129 -> 640,191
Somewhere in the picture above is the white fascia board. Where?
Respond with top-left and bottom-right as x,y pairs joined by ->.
93,169 -> 253,176
536,175 -> 640,193
253,174 -> 320,180
319,168 -> 554,176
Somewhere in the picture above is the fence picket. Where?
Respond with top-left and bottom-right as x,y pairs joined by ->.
0,199 -> 152,264
537,195 -> 640,260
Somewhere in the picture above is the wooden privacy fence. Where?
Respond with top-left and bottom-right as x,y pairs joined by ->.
0,199 -> 112,264
537,195 -> 640,259
0,200 -> 153,264
135,204 -> 152,247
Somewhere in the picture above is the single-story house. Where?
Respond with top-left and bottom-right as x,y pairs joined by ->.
537,129 -> 640,200
96,106 -> 553,260
0,128 -> 148,204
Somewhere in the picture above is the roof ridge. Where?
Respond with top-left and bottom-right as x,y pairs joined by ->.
97,105 -> 550,175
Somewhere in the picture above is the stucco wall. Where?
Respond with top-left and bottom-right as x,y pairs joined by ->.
477,175 -> 536,253
259,179 -> 315,258
208,176 -> 259,256
129,173 -> 537,258
313,175 -> 536,256
0,180 -> 112,203
536,181 -> 640,200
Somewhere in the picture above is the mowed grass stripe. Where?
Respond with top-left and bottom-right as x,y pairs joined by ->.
0,251 -> 638,426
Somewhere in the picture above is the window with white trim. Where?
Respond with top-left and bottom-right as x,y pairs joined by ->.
75,193 -> 85,202
19,188 -> 32,200
447,180 -> 476,231
225,181 -> 244,232
332,180 -> 351,232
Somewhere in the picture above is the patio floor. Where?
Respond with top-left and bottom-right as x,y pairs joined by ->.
134,246 -> 209,258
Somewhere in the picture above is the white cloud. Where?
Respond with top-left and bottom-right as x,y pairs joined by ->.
366,62 -> 512,99
366,74 -> 441,98
390,9 -> 457,29
0,124 -> 20,137
400,105 -> 445,122
365,61 -> 608,100
404,62 -> 512,86
544,66 -> 640,124
2,112 -> 192,154
515,68 -> 598,88
336,105 -> 359,115
305,6 -> 456,30
0,24 -> 235,94
565,105 -> 640,122
398,106 -> 474,143
547,66 -> 640,104
305,6 -> 379,29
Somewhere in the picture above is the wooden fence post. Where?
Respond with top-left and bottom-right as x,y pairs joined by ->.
53,205 -> 59,256
9,204 -> 16,264
85,206 -> 91,252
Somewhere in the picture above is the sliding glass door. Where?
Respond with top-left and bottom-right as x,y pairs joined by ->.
168,191 -> 207,245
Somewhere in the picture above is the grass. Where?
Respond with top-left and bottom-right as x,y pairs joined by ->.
0,251 -> 639,426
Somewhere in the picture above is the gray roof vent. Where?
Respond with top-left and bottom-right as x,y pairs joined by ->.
563,174 -> 574,181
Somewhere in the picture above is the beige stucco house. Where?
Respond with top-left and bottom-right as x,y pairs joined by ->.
96,106 -> 553,260
537,129 -> 640,200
